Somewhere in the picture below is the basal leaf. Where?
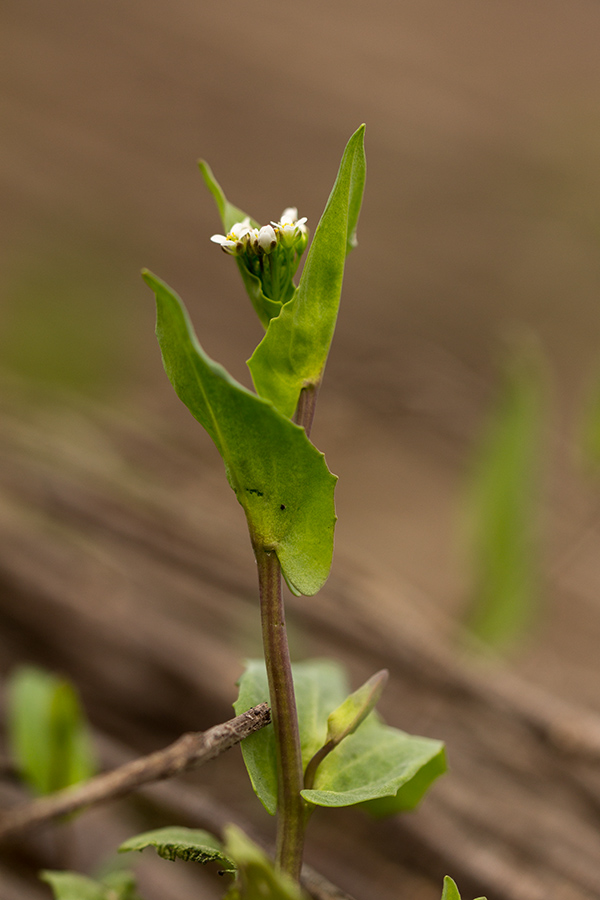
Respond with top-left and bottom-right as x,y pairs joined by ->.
7,666 -> 96,797
119,826 -> 235,872
223,825 -> 307,900
301,713 -> 446,813
441,876 -> 487,900
199,160 -> 282,327
233,659 -> 349,815
247,125 -> 366,417
145,270 -> 337,596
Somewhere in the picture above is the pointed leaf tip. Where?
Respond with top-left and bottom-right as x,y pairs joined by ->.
441,877 -> 461,900
441,875 -> 487,900
248,124 -> 367,416
326,669 -> 388,746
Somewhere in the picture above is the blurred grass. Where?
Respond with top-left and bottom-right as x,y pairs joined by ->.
463,339 -> 546,650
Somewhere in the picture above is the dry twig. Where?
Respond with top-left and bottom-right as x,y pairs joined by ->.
0,703 -> 270,841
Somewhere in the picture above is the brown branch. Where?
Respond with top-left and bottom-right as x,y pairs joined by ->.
0,703 -> 270,841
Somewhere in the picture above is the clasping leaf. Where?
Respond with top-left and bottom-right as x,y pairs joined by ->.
145,271 -> 337,596
247,125 -> 366,418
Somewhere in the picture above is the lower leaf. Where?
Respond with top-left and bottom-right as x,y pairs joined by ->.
119,826 -> 235,872
235,658 -> 445,816
301,713 -> 446,813
223,825 -> 307,900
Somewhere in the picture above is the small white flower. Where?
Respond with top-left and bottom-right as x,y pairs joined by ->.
231,218 -> 253,239
272,208 -> 308,249
280,207 -> 299,225
258,224 -> 277,254
210,218 -> 253,254
210,234 -> 238,254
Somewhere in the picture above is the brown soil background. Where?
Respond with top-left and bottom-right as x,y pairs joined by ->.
3,1 -> 600,898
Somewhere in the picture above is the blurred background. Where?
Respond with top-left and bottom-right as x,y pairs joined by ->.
3,1 -> 600,897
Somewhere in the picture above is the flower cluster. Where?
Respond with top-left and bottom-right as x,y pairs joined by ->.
211,208 -> 308,305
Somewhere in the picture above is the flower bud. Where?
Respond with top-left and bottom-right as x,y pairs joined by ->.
247,228 -> 260,253
258,225 -> 277,254
295,226 -> 308,256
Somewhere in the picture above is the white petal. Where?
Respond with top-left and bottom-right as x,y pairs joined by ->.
229,217 -> 252,239
280,207 -> 298,225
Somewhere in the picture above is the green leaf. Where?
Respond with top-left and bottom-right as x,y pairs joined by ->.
145,270 -> 337,596
101,872 -> 142,900
325,669 -> 388,746
199,160 -> 282,327
464,343 -> 545,648
234,659 -> 444,817
441,877 -> 461,900
441,876 -> 487,900
247,125 -> 366,417
233,659 -> 349,815
40,871 -> 142,900
301,713 -> 446,813
198,159 -> 253,234
119,826 -> 235,872
41,872 -> 106,900
223,825 -> 307,900
441,877 -> 463,900
7,666 -> 96,796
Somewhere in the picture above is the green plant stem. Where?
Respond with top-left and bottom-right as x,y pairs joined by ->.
254,544 -> 306,881
295,383 -> 320,437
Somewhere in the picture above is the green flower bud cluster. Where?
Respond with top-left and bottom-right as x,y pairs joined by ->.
211,208 -> 308,305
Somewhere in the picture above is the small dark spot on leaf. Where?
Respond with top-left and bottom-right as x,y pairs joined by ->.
280,504 -> 286,510
247,488 -> 264,497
